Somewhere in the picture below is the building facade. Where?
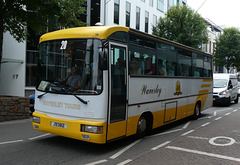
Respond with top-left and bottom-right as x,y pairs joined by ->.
0,0 -> 188,97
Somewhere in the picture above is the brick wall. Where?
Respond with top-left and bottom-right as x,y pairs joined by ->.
0,96 -> 30,122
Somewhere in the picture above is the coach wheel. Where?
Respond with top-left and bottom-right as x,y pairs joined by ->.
136,116 -> 147,139
193,103 -> 201,119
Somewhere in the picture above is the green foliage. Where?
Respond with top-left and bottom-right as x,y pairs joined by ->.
152,5 -> 208,49
214,27 -> 240,72
0,0 -> 86,63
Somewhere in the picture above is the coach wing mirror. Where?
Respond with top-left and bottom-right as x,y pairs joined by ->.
99,48 -> 108,70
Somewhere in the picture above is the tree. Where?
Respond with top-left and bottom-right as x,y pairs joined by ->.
152,5 -> 208,49
0,0 -> 86,65
214,27 -> 240,73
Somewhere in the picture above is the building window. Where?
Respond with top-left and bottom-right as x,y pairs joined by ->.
91,0 -> 100,25
145,11 -> 149,33
153,15 -> 157,27
114,0 -> 120,24
168,0 -> 179,9
157,0 -> 164,12
149,0 -> 153,7
126,2 -> 131,27
26,27 -> 39,87
136,7 -> 140,30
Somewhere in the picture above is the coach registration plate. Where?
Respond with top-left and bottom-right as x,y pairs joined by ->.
51,121 -> 67,128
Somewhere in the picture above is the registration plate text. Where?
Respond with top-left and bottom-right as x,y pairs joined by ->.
51,121 -> 67,128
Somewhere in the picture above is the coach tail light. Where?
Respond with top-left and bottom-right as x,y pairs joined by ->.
81,125 -> 103,134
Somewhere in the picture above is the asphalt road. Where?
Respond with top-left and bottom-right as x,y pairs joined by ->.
1,103 -> 240,165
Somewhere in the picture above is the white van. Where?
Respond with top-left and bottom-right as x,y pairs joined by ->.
213,73 -> 239,106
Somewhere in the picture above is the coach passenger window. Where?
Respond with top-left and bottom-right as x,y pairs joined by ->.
157,43 -> 177,76
108,32 -> 128,42
204,56 -> 212,77
144,55 -> 156,75
192,53 -> 204,77
177,49 -> 192,76
129,45 -> 156,75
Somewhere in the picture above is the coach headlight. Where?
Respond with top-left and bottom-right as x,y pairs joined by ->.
32,116 -> 40,124
81,125 -> 103,134
219,90 -> 227,95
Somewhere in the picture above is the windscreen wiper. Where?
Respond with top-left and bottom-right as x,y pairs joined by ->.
37,92 -> 48,99
73,94 -> 88,104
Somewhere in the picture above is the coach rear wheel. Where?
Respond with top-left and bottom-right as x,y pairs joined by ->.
193,103 -> 201,119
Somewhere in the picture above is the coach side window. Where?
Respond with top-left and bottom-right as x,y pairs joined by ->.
177,49 -> 192,77
204,56 -> 212,77
192,53 -> 204,77
157,43 -> 177,76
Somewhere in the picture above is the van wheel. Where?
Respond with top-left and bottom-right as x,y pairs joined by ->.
234,96 -> 239,103
193,103 -> 201,119
226,97 -> 231,106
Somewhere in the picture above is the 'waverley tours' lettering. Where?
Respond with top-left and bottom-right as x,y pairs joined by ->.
141,84 -> 162,97
42,100 -> 81,110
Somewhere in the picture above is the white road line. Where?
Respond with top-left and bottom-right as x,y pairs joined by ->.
201,122 -> 210,127
29,133 -> 50,140
151,129 -> 183,137
215,117 -> 222,121
181,130 -> 194,136
166,146 -> 240,163
225,113 -> 231,116
233,109 -> 238,112
117,159 -> 132,165
0,140 -> 23,145
110,139 -> 141,159
188,136 -> 209,140
151,141 -> 171,151
214,111 -> 217,116
183,121 -> 191,129
85,159 -> 108,165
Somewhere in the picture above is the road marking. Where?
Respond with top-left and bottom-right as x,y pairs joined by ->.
225,112 -> 231,116
182,121 -> 191,129
29,133 -> 50,140
201,122 -> 210,127
117,159 -> 132,165
110,139 -> 141,159
166,146 -> 240,163
213,111 -> 217,116
181,130 -> 194,136
85,159 -> 108,165
0,140 -> 23,145
209,136 -> 236,146
188,136 -> 209,140
151,129 -> 183,137
151,141 -> 171,151
233,109 -> 238,112
215,117 -> 222,121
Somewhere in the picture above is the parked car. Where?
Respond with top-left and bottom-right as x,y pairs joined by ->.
238,82 -> 240,96
213,73 -> 238,106
29,94 -> 35,114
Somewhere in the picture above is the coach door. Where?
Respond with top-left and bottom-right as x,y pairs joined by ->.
107,43 -> 128,141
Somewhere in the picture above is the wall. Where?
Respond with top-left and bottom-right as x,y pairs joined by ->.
0,96 -> 30,122
0,32 -> 26,97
